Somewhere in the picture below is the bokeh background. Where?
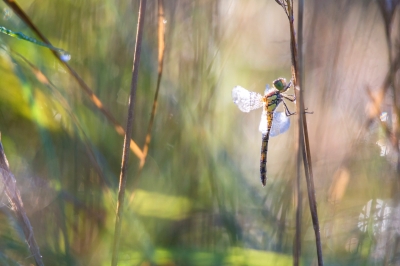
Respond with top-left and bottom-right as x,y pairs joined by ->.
0,0 -> 399,265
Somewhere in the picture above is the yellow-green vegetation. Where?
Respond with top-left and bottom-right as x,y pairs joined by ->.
0,0 -> 398,265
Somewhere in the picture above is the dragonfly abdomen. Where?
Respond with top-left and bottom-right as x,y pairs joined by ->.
260,110 -> 274,186
260,133 -> 269,186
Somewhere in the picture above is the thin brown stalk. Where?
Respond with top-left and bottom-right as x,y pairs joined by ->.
276,0 -> 323,265
126,0 -> 165,208
139,0 -> 165,169
0,136 -> 44,266
111,1 -> 146,265
294,1 -> 303,265
2,0 -> 144,159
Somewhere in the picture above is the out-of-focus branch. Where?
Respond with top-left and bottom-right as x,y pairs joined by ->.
139,0 -> 166,169
2,0 -> 144,159
0,136 -> 44,266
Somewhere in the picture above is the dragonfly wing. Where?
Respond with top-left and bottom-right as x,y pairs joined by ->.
258,109 -> 269,135
232,86 -> 263,112
264,84 -> 273,95
269,111 -> 290,137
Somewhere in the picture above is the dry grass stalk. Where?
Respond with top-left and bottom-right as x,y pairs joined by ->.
275,0 -> 323,265
111,0 -> 147,265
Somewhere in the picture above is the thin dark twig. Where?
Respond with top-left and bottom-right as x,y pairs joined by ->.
2,0 -> 144,159
0,136 -> 44,266
111,1 -> 146,265
275,0 -> 290,18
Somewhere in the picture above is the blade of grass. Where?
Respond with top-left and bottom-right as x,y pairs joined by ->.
2,0 -> 144,160
111,0 -> 146,265
0,135 -> 44,266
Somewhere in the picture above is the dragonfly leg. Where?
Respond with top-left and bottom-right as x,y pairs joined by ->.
282,93 -> 296,102
282,100 -> 296,116
284,80 -> 292,91
282,95 -> 314,115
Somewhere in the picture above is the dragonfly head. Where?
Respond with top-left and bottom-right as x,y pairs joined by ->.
273,78 -> 291,92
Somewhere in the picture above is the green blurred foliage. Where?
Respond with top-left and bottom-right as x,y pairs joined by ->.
0,0 -> 398,265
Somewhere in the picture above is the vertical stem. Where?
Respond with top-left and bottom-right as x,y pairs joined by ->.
139,0 -> 165,169
285,1 -> 301,264
296,4 -> 304,263
296,0 -> 324,265
111,1 -> 147,265
279,0 -> 324,265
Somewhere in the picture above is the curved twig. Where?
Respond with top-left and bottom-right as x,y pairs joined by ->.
139,0 -> 166,169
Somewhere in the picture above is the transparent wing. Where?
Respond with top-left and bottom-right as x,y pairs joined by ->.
270,111 -> 290,137
259,109 -> 269,135
232,86 -> 263,112
264,84 -> 273,94
259,110 -> 290,137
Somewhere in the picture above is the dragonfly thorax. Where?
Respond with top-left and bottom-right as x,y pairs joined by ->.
263,90 -> 283,113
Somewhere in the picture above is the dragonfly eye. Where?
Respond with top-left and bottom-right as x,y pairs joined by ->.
273,78 -> 287,91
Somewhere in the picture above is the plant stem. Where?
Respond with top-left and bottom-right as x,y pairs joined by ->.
140,0 -> 165,169
276,0 -> 324,265
111,1 -> 147,265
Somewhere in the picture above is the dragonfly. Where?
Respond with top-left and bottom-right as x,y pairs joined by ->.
232,78 -> 296,186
